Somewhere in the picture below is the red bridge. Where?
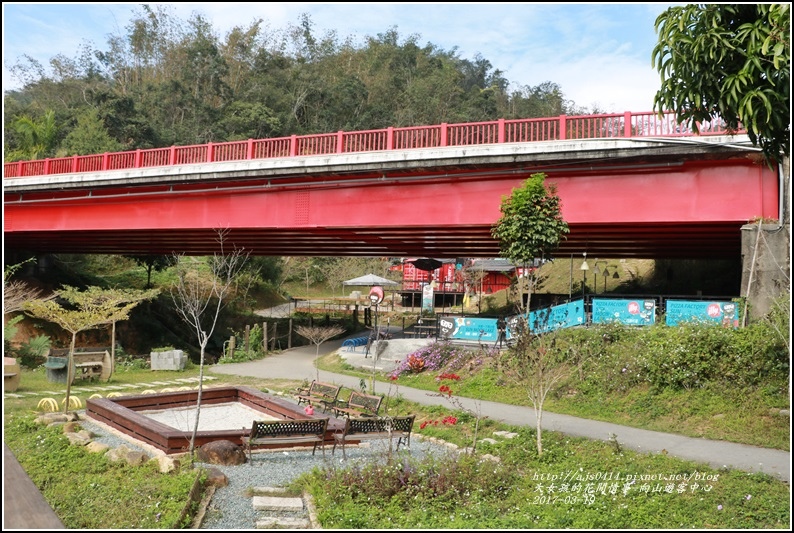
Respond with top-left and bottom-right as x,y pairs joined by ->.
3,111 -> 781,259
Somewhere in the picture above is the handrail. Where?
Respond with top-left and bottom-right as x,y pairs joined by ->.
3,111 -> 742,179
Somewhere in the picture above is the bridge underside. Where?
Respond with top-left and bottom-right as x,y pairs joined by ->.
3,154 -> 779,260
3,222 -> 745,259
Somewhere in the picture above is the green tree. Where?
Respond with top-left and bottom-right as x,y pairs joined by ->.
61,107 -> 122,155
124,254 -> 178,288
23,285 -> 158,413
5,110 -> 59,161
652,4 -> 790,163
490,173 -> 569,312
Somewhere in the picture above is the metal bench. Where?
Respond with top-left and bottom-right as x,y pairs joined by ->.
331,391 -> 383,418
332,415 -> 415,458
295,380 -> 342,412
241,418 -> 328,462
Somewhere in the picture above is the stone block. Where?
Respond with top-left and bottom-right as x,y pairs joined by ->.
150,349 -> 187,371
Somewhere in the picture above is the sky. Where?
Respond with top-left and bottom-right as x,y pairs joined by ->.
2,2 -> 677,113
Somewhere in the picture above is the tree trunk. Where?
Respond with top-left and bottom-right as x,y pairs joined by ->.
536,405 -> 543,455
64,333 -> 77,413
189,345 -> 206,455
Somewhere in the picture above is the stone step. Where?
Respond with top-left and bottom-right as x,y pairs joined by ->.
255,516 -> 311,529
251,487 -> 314,528
252,495 -> 304,512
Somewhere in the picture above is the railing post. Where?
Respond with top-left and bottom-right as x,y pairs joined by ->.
440,123 -> 448,147
247,139 -> 254,160
17,161 -> 23,177
102,152 -> 109,171
498,118 -> 505,143
337,130 -> 344,153
72,155 -> 79,173
206,142 -> 214,163
44,158 -> 51,175
169,146 -> 176,165
134,149 -> 142,168
624,112 -> 633,137
559,115 -> 567,141
387,127 -> 394,150
290,135 -> 297,157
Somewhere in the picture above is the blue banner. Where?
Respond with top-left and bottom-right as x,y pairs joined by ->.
421,284 -> 434,313
592,298 -> 656,326
665,300 -> 739,327
438,316 -> 500,342
528,300 -> 586,333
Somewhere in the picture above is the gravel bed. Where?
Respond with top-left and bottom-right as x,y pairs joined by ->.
77,415 -> 459,529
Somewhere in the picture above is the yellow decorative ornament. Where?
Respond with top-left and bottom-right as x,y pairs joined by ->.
89,393 -> 104,399
61,396 -> 83,409
106,392 -> 123,398
140,390 -> 158,395
37,398 -> 59,412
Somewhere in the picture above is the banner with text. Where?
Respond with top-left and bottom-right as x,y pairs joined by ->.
528,300 -> 586,333
592,298 -> 656,326
665,300 -> 740,327
438,316 -> 500,342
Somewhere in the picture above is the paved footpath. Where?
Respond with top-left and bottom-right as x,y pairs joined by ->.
210,336 -> 791,484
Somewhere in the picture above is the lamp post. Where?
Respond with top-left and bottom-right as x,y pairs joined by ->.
580,253 -> 589,300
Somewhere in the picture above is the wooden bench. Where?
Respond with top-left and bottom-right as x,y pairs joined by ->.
331,391 -> 383,418
295,381 -> 342,412
241,418 -> 329,462
332,415 -> 415,458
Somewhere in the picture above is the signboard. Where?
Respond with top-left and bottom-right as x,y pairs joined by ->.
368,285 -> 384,305
528,300 -> 586,334
592,298 -> 656,326
505,314 -> 525,341
438,316 -> 500,342
421,283 -> 434,313
665,300 -> 739,327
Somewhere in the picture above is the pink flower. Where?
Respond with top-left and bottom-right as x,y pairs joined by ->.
717,505 -> 723,511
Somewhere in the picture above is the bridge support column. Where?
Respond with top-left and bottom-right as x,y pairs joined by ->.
740,223 -> 790,321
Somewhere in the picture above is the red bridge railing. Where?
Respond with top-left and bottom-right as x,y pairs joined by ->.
3,111 -> 742,179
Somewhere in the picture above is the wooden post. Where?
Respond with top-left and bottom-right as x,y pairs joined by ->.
244,325 -> 250,354
271,322 -> 277,351
228,336 -> 235,358
262,322 -> 268,353
288,318 -> 293,349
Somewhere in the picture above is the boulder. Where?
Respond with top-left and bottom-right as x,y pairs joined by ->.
197,440 -> 246,466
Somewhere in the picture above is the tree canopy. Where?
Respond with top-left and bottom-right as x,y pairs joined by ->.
490,173 -> 569,312
491,173 -> 569,267
652,4 -> 790,163
4,7 -> 585,162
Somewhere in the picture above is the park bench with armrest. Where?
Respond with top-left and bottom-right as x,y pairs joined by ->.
332,415 -> 415,458
44,347 -> 113,385
331,391 -> 383,418
294,380 -> 342,412
241,418 -> 328,462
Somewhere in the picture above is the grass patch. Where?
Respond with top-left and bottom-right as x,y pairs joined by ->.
4,361 -> 790,530
294,422 -> 789,529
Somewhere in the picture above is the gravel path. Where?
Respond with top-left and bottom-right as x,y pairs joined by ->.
78,412 -> 458,529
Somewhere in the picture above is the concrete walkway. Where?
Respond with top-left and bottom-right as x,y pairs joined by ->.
209,334 -> 791,484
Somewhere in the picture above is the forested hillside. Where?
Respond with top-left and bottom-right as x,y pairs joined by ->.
4,5 -> 591,161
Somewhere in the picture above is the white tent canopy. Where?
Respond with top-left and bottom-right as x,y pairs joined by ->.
342,273 -> 400,286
